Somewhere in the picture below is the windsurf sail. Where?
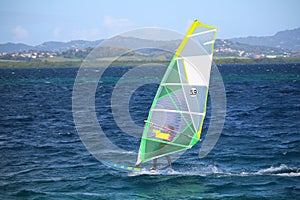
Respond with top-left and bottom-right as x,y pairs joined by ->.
136,20 -> 217,166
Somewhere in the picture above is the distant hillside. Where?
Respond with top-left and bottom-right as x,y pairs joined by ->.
1,27 -> 300,60
96,36 -> 180,52
214,39 -> 288,58
230,27 -> 300,51
1,26 -> 299,53
35,40 -> 102,52
0,37 -> 180,53
0,42 -> 33,52
0,40 -> 103,53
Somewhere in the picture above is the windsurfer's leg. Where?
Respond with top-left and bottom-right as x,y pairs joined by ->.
166,155 -> 172,168
135,163 -> 140,168
150,158 -> 157,170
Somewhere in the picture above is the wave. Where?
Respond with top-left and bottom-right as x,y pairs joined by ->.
255,164 -> 300,176
128,164 -> 300,177
58,132 -> 72,136
13,190 -> 106,199
227,164 -> 300,177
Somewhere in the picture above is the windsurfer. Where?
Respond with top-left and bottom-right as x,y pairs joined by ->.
150,125 -> 175,171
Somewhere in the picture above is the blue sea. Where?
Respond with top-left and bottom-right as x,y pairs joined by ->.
0,63 -> 299,199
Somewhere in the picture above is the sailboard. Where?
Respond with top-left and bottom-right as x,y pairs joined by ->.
136,20 -> 217,167
102,160 -> 173,175
102,160 -> 141,173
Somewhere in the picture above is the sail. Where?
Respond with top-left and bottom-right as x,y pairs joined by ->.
136,20 -> 217,166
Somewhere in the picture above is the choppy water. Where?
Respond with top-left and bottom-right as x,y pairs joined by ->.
0,63 -> 299,199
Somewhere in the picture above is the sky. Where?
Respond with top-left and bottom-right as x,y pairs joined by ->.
0,0 -> 299,45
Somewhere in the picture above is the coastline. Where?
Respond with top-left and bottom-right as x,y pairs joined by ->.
0,57 -> 300,68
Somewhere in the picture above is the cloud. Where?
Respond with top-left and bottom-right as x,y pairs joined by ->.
103,16 -> 134,28
53,27 -> 61,38
12,25 -> 29,41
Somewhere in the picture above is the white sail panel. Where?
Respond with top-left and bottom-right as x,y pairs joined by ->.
184,55 -> 213,86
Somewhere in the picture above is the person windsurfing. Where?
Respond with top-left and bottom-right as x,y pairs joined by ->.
149,125 -> 176,171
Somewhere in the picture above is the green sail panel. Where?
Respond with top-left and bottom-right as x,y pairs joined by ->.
164,61 -> 180,83
141,112 -> 197,163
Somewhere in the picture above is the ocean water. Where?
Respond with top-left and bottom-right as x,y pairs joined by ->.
0,63 -> 299,199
